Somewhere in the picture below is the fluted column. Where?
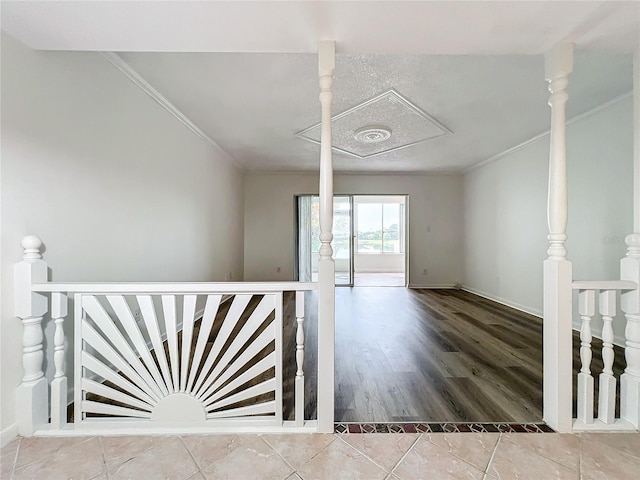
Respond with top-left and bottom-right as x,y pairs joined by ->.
543,43 -> 574,433
14,235 -> 49,435
620,48 -> 640,428
317,40 -> 336,433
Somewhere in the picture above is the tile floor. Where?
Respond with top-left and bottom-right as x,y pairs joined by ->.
1,432 -> 639,479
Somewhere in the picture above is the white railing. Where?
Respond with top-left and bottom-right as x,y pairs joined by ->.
544,44 -> 640,433
14,235 -> 318,436
572,281 -> 638,431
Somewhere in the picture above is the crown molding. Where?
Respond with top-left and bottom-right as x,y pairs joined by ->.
464,90 -> 633,174
246,169 -> 461,176
100,52 -> 245,172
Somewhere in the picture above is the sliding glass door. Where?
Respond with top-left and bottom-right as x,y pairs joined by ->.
333,196 -> 353,285
296,195 -> 353,286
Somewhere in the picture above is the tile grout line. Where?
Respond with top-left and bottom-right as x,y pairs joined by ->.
580,433 -> 640,462
259,434 -> 339,479
258,435 -> 299,477
388,433 -> 424,478
98,437 -> 110,480
505,432 -> 583,473
336,435 -> 405,475
178,435 -> 208,478
12,435 -> 94,473
9,437 -> 21,480
578,434 -> 583,480
482,432 -> 502,477
423,432 -> 502,474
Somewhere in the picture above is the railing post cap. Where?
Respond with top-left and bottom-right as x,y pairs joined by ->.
626,233 -> 640,247
21,235 -> 43,260
22,235 -> 42,250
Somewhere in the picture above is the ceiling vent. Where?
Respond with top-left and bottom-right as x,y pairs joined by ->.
295,89 -> 452,159
354,126 -> 392,144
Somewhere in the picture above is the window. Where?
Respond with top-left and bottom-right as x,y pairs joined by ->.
356,202 -> 404,254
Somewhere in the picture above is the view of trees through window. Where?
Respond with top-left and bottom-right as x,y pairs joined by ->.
310,197 -> 351,260
357,202 -> 403,253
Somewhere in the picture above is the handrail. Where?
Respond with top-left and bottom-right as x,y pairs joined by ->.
31,281 -> 318,294
571,280 -> 637,290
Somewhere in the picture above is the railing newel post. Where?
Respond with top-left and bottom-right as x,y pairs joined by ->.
14,235 -> 49,435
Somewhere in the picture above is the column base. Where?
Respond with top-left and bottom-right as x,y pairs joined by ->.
51,377 -> 68,428
16,377 -> 48,436
621,373 -> 640,428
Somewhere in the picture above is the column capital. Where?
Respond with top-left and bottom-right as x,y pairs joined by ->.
545,43 -> 574,81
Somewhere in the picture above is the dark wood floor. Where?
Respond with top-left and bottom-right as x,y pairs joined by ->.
334,288 -> 544,422
283,288 -> 626,423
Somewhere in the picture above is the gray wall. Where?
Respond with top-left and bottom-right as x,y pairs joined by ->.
463,95 -> 633,338
244,173 -> 464,287
1,34 -> 245,437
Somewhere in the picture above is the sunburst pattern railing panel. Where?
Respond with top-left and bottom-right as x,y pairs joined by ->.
76,291 -> 283,426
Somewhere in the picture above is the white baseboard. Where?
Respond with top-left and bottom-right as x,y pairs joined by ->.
356,269 -> 405,273
1,423 -> 19,447
461,285 -> 627,347
408,284 -> 456,289
460,285 -> 543,318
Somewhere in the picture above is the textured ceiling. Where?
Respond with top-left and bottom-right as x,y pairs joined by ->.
2,1 -> 637,173
295,89 -> 453,159
117,52 -> 633,172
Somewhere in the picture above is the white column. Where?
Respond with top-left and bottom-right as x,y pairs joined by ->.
620,48 -> 640,428
316,40 -> 336,433
50,292 -> 68,428
14,235 -> 49,435
543,43 -> 574,433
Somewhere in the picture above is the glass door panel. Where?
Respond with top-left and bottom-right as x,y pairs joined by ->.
333,196 -> 352,285
297,195 -> 353,286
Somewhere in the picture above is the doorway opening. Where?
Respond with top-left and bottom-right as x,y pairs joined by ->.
353,195 -> 406,287
295,194 -> 407,287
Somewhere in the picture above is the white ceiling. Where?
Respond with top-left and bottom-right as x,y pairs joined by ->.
2,1 -> 638,173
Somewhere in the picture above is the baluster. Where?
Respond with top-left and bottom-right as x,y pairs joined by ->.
543,42 -> 574,433
620,48 -> 640,429
295,290 -> 305,427
577,289 -> 595,424
316,40 -> 336,433
598,290 -> 617,424
50,292 -> 68,428
14,235 -> 49,435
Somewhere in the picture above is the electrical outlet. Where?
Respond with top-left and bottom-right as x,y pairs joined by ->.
277,267 -> 281,273
134,310 -> 142,322
423,268 -> 428,275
